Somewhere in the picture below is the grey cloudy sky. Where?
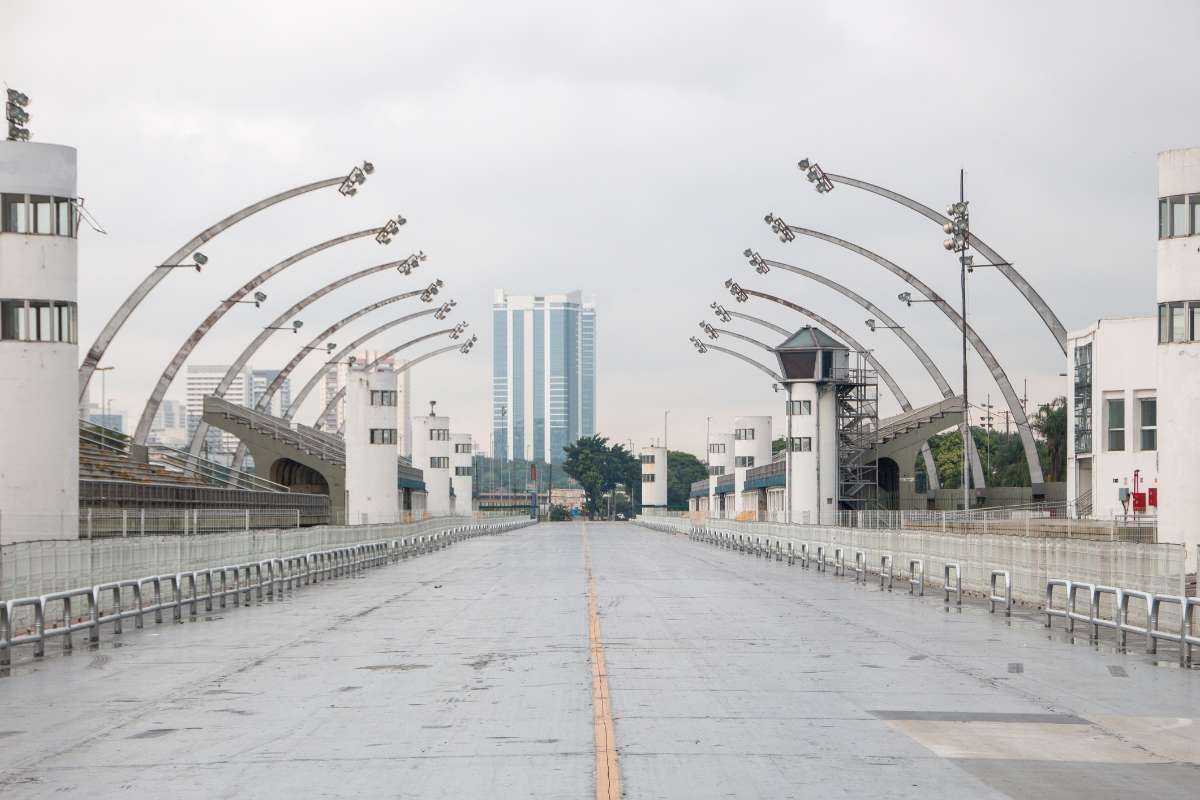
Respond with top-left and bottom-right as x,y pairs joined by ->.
7,0 -> 1198,457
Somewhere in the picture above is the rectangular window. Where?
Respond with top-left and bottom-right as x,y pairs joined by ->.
735,456 -> 755,468
429,428 -> 450,441
429,456 -> 449,468
1,300 -> 23,340
1192,194 -> 1200,236
641,473 -> 655,483
708,465 -> 723,476
30,300 -> 53,342
454,443 -> 472,453
1159,303 -> 1171,343
639,454 -> 655,464
1139,398 -> 1157,451
30,195 -> 52,235
455,466 -> 472,476
789,400 -> 812,415
369,390 -> 397,406
1171,196 -> 1188,237
1192,302 -> 1200,342
1171,302 -> 1188,342
55,198 -> 73,237
2,194 -> 26,233
1106,398 -> 1125,451
790,436 -> 813,452
708,443 -> 725,453
1159,198 -> 1170,239
734,428 -> 755,440
369,428 -> 397,445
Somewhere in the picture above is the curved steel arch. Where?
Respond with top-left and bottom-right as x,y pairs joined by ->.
313,328 -> 456,428
284,305 -> 449,422
773,220 -> 1044,486
132,227 -> 383,445
229,290 -> 435,471
692,341 -> 783,383
185,255 -> 430,455
728,291 -> 943,490
709,327 -> 775,354
821,171 -> 1066,354
80,169 -> 363,400
742,253 -> 985,489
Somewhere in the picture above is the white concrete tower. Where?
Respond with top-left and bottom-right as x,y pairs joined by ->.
707,432 -> 735,518
775,327 -> 848,525
639,445 -> 668,508
413,405 -> 452,516
1155,147 -> 1200,566
732,416 -> 771,517
450,432 -> 473,516
0,139 -> 79,543
344,365 -> 399,524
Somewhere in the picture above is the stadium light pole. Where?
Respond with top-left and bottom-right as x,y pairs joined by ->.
132,221 -> 403,446
795,157 -> 1067,354
183,255 -> 431,455
761,212 -> 1044,491
79,161 -> 377,401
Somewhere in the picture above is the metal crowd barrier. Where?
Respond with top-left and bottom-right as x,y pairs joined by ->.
989,570 -> 1012,616
1,518 -> 533,667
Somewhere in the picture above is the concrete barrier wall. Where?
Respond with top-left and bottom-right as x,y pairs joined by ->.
0,516 -> 489,602
636,516 -> 1188,605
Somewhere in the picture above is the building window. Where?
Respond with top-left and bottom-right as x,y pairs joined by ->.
790,437 -> 813,452
787,400 -> 812,415
639,454 -> 655,464
0,193 -> 78,237
369,428 -> 397,445
735,455 -> 755,468
1159,194 -> 1200,239
370,390 -> 397,406
708,442 -> 726,453
642,473 -> 655,483
0,299 -> 78,343
734,428 -> 755,440
1172,303 -> 1188,341
1139,398 -> 1157,451
708,465 -> 723,476
1106,398 -> 1125,451
1073,343 -> 1092,454
455,466 -> 472,476
429,428 -> 450,441
1157,300 -> 1200,342
430,456 -> 449,468
454,443 -> 472,453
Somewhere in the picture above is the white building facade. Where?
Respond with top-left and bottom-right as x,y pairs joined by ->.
344,365 -> 400,524
707,432 -> 735,518
413,411 -> 452,516
450,433 -> 473,515
639,446 -> 668,508
733,416 -> 771,517
0,140 -> 79,543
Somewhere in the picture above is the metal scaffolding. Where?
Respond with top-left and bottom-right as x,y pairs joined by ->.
834,364 -> 879,511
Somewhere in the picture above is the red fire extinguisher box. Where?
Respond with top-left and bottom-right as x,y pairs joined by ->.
1148,487 -> 1158,507
1132,492 -> 1147,513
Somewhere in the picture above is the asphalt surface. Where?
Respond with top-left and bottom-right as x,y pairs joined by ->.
0,521 -> 1197,798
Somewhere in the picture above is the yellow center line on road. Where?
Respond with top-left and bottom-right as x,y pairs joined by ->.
583,525 -> 621,800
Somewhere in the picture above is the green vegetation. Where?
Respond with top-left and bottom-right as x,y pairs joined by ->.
666,450 -> 708,511
561,435 -> 640,517
548,504 -> 572,521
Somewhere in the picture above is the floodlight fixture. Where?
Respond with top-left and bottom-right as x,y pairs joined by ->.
710,301 -> 732,323
434,299 -> 456,320
898,291 -> 912,306
744,248 -> 769,273
267,320 -> 303,333
420,278 -> 444,302
459,333 -> 479,354
724,278 -> 749,303
450,321 -> 469,340
5,88 -> 30,141
338,160 -> 372,196
698,321 -> 719,340
397,250 -> 426,274
253,291 -> 267,306
763,212 -> 795,243
797,158 -> 834,193
375,214 -> 407,244
157,250 -> 207,271
689,336 -> 709,354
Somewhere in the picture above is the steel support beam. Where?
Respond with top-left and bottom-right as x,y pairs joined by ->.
774,221 -> 1044,488
691,341 -> 784,383
822,171 -> 1066,354
186,255 -> 430,455
79,171 -> 359,401
132,228 -> 382,445
742,253 -> 985,489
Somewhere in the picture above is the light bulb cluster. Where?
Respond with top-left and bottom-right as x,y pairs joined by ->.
6,88 -> 31,141
744,248 -> 769,274
797,158 -> 833,193
339,160 -> 374,197
434,299 -> 456,320
397,250 -> 426,275
942,200 -> 969,253
763,213 -> 795,243
689,336 -> 709,354
459,333 -> 478,354
710,301 -> 732,323
375,214 -> 406,244
697,321 -> 719,340
724,278 -> 749,303
449,321 -> 470,339
420,278 -> 444,303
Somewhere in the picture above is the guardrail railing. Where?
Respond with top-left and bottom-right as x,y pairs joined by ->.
1,517 -> 535,666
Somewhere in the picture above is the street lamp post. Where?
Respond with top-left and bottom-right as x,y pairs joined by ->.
943,171 -> 971,512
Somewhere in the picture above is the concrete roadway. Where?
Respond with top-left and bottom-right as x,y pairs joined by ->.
0,522 -> 1197,798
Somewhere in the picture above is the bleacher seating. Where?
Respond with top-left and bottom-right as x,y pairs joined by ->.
79,438 -> 210,487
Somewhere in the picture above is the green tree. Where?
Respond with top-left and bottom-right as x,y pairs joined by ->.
562,436 -> 641,518
1031,397 -> 1067,482
666,450 -> 708,510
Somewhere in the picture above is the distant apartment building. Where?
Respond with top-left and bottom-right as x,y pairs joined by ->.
147,398 -> 188,448
186,364 -> 253,455
251,369 -> 291,418
492,289 -> 596,464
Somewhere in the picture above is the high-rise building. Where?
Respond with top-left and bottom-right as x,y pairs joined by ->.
148,398 -> 188,448
251,369 -> 291,418
492,290 -> 596,464
186,364 -> 253,455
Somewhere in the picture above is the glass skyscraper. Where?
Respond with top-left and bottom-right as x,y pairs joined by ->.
492,290 -> 596,464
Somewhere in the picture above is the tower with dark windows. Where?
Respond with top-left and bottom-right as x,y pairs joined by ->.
0,131 -> 80,543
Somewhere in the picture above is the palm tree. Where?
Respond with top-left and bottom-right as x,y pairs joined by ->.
1031,397 -> 1067,482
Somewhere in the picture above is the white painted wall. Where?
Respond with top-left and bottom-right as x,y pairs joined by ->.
0,141 -> 78,544
344,366 -> 399,523
639,445 -> 668,507
413,413 -> 452,515
732,416 -> 771,516
707,432 -> 735,519
450,432 -> 473,515
1156,147 -> 1200,567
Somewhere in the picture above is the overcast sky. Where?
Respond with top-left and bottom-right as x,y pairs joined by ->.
7,1 -> 1198,457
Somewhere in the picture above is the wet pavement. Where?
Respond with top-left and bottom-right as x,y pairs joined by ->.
0,522 -> 1197,798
